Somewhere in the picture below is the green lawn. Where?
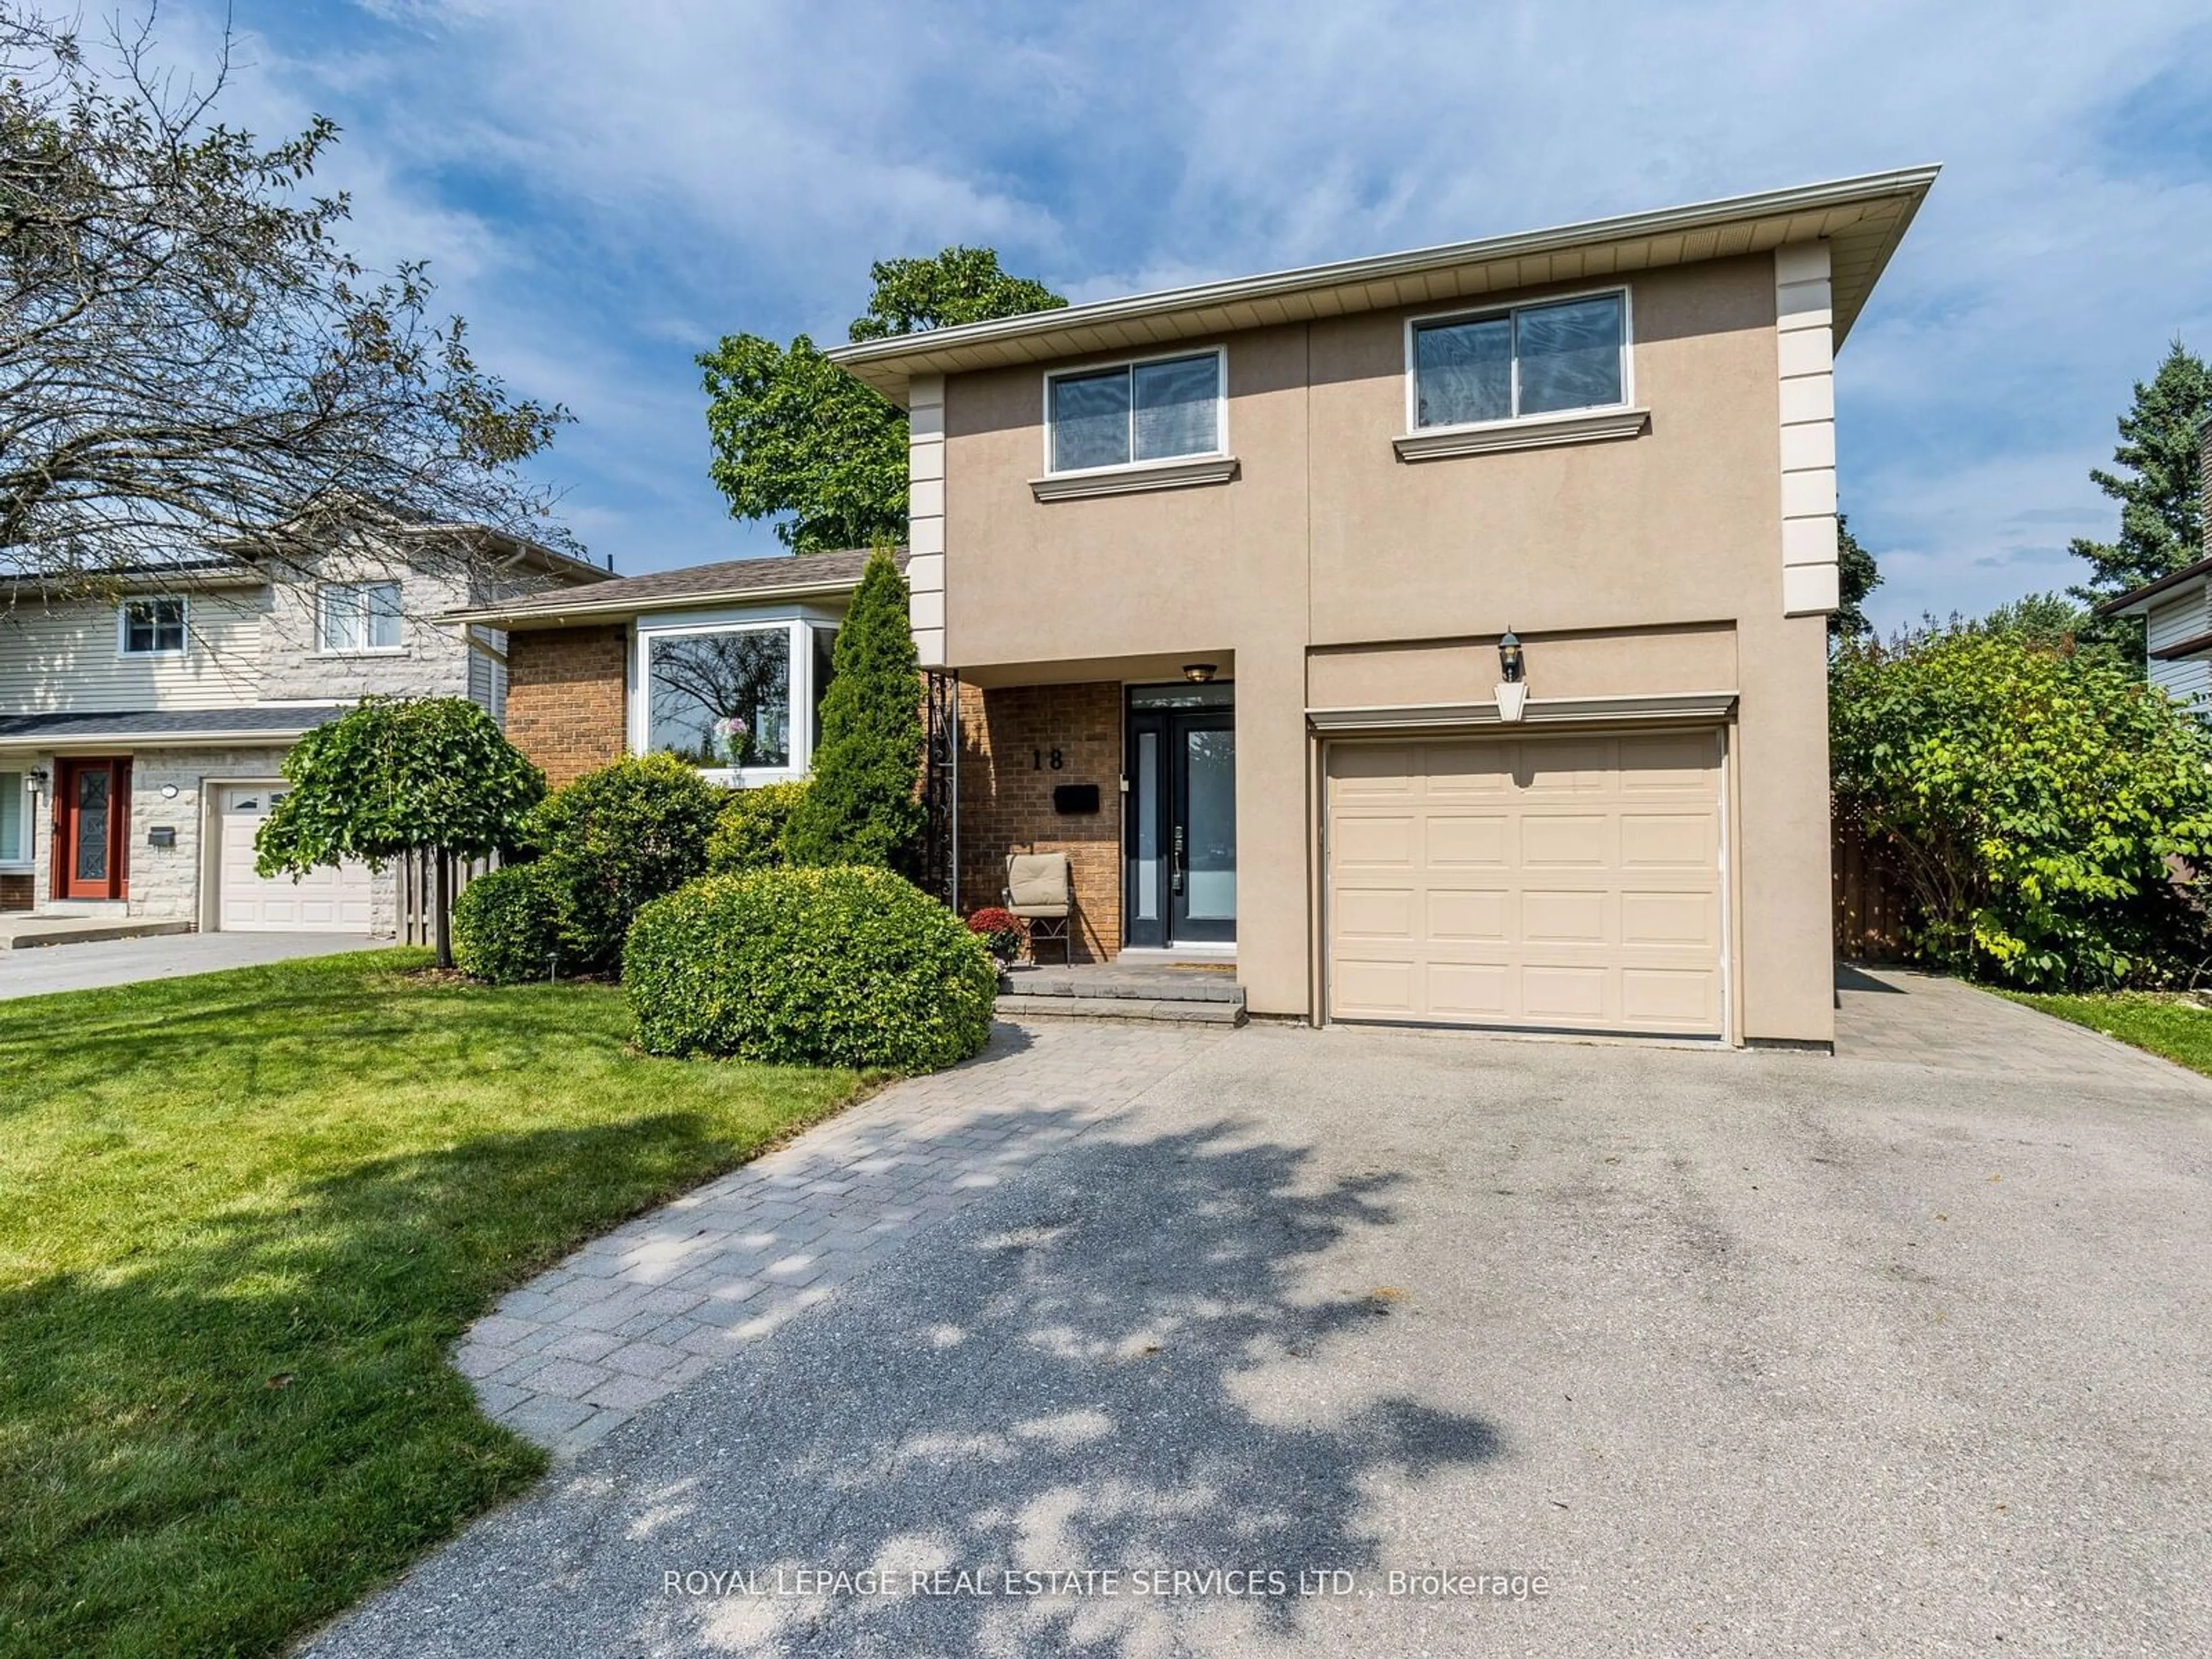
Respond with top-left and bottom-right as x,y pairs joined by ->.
0,950 -> 861,1659
2008,989 -> 2212,1077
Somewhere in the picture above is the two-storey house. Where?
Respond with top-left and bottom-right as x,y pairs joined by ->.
0,519 -> 607,932
822,168 -> 1937,1048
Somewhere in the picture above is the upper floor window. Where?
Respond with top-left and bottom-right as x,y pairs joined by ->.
1048,350 -> 1223,473
319,581 -> 403,652
119,596 -> 185,656
1411,291 -> 1627,429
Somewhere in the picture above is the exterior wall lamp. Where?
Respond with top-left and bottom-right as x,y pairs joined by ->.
1182,662 -> 1218,684
26,766 -> 49,796
1494,629 -> 1528,723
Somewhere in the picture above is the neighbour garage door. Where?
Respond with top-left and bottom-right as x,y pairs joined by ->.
217,786 -> 373,932
1325,729 -> 1726,1036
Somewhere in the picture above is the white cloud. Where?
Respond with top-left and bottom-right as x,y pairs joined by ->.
141,1 -> 2212,605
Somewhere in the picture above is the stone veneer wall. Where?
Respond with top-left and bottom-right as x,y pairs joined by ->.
957,681 -> 1122,963
505,626 -> 629,787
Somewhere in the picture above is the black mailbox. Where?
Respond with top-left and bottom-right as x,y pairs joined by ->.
1052,783 -> 1101,816
147,825 -> 177,849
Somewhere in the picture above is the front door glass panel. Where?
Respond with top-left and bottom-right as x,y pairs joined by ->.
1181,727 -> 1236,921
1133,730 -> 1160,923
74,768 -> 109,882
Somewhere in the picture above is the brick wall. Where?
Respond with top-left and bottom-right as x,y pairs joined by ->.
958,681 -> 1122,962
506,626 -> 628,787
0,873 -> 28,912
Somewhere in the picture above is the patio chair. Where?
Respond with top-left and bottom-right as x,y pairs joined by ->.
1005,851 -> 1075,965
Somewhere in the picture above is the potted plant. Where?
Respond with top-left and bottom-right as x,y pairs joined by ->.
965,906 -> 1027,965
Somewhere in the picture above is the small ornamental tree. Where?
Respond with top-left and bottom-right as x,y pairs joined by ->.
783,546 -> 925,872
1831,623 -> 2212,988
256,697 -> 545,968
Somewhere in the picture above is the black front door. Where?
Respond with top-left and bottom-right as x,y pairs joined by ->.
1124,687 -> 1236,948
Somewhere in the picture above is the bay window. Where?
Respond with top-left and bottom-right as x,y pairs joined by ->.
639,618 -> 839,782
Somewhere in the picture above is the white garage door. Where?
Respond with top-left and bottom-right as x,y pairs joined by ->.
218,786 -> 374,933
1325,729 -> 1726,1036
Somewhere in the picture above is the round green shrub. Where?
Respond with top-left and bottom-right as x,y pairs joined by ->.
626,866 -> 997,1070
452,862 -> 567,984
525,753 -> 726,973
706,778 -> 810,873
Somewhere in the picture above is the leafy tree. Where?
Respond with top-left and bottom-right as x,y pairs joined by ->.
2069,339 -> 2211,604
1831,624 -> 2212,988
0,8 -> 570,593
783,547 -> 925,871
1830,513 -> 1882,642
699,248 -> 1063,553
522,753 -> 726,973
257,698 -> 545,968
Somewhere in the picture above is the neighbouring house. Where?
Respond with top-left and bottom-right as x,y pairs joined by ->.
0,517 -> 608,931
2096,414 -> 2212,710
441,550 -> 895,791
487,169 -> 1937,1048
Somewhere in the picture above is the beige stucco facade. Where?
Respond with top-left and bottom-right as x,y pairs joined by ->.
828,173 -> 1936,1047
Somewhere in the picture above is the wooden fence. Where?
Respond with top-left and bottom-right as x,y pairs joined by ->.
1832,808 -> 1915,963
395,849 -> 500,948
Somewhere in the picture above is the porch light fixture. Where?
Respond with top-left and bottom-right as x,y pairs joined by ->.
1494,628 -> 1529,724
1182,662 -> 1218,684
26,767 -> 48,796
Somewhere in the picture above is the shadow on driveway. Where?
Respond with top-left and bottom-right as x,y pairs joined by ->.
309,1116 -> 1504,1657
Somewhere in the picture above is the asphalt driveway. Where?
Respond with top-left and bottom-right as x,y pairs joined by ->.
0,931 -> 383,998
306,979 -> 2212,1658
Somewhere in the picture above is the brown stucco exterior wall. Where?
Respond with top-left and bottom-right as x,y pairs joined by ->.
934,252 -> 1834,1042
506,625 -> 628,788
957,680 -> 1122,961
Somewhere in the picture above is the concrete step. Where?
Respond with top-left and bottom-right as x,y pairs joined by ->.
0,916 -> 194,950
997,993 -> 1247,1026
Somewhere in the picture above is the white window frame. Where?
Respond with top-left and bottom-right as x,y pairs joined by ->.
0,768 -> 28,869
316,580 -> 406,655
631,612 -> 835,787
117,594 -> 188,658
1040,345 -> 1230,477
1403,285 -> 1634,435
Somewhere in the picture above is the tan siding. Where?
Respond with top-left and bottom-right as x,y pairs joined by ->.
0,590 -> 269,713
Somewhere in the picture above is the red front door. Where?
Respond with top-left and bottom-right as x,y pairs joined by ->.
52,758 -> 130,902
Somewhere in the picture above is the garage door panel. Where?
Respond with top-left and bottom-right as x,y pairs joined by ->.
1520,888 -> 1607,944
1328,730 -> 1725,1038
1619,812 -> 1715,868
1425,813 -> 1509,867
1335,887 -> 1416,940
219,786 -> 373,933
1426,961 -> 1510,1019
1520,814 -> 1608,868
1426,887 -> 1508,941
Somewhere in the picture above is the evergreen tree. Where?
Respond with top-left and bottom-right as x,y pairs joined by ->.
2069,339 -> 2211,603
783,546 -> 925,872
1831,513 -> 1881,642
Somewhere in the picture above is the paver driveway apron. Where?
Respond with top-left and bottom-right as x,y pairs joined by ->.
461,1017 -> 1228,1457
308,981 -> 2212,1659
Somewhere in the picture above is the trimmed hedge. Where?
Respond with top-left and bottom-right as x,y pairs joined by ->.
524,753 -> 725,972
706,778 -> 810,874
626,866 -> 997,1070
451,862 -> 566,984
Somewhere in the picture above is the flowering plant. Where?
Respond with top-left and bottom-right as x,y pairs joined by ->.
964,906 -> 1027,964
712,714 -> 748,763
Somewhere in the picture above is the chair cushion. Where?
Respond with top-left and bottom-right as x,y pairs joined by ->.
1006,853 -> 1071,910
1008,904 -> 1070,921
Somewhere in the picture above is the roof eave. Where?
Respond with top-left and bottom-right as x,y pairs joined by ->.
825,165 -> 1941,406
2097,556 -> 2212,618
440,575 -> 868,631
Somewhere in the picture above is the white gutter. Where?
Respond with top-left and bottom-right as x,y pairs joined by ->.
441,574 -> 865,630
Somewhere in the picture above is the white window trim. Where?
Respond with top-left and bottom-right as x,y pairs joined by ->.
315,580 -> 407,657
1402,284 -> 1635,438
1040,344 -> 1231,479
117,594 -> 189,658
631,615 -> 825,786
0,768 -> 29,869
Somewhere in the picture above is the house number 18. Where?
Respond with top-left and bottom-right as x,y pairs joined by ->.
1032,747 -> 1065,771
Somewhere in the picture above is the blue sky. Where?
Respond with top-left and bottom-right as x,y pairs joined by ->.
159,1 -> 2212,631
